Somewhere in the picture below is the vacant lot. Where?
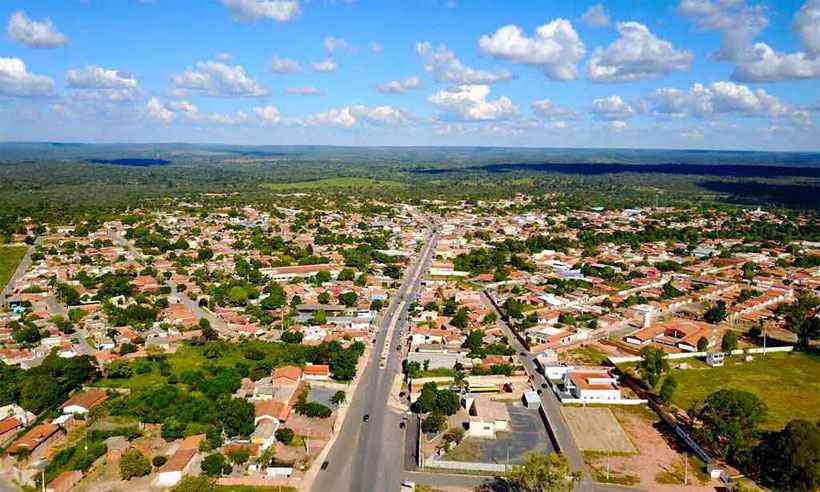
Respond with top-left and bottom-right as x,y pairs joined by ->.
0,245 -> 26,289
562,406 -> 636,454
261,177 -> 403,191
669,351 -> 820,430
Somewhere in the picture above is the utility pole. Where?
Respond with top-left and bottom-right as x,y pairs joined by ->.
684,453 -> 688,486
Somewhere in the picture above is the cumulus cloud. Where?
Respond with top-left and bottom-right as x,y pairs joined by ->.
221,0 -> 300,22
146,97 -> 175,123
581,4 -> 611,28
428,84 -> 519,121
172,60 -> 268,97
324,36 -> 351,54
794,0 -> 820,55
591,95 -> 635,120
0,57 -> 55,97
608,120 -> 628,131
417,43 -> 512,84
477,19 -> 585,81
377,76 -> 422,93
7,10 -> 68,49
677,0 -> 767,61
587,22 -> 693,82
311,59 -> 338,73
731,42 -> 820,81
285,86 -> 323,95
205,110 -> 249,125
530,99 -> 579,120
297,105 -> 410,127
270,56 -> 302,74
66,66 -> 140,101
647,81 -> 811,126
254,105 -> 282,123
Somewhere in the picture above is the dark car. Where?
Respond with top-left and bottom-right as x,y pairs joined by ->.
399,421 -> 406,429
541,383 -> 548,389
519,351 -> 526,356
363,414 -> 370,422
321,461 -> 329,470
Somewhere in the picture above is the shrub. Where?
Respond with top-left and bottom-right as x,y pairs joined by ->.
275,427 -> 295,444
119,449 -> 150,480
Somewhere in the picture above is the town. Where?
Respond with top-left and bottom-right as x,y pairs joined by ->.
1,193 -> 817,492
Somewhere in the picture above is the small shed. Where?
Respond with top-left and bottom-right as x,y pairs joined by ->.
522,391 -> 541,408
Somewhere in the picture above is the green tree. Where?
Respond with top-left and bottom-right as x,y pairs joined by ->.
331,390 -> 346,405
658,376 -> 678,403
505,451 -> 580,492
275,427 -> 295,444
704,301 -> 728,323
694,389 -> 767,464
119,449 -> 151,480
201,453 -> 228,477
755,419 -> 819,492
421,412 -> 446,433
638,346 -> 669,388
721,330 -> 738,353
216,396 -> 255,438
339,291 -> 358,307
696,336 -> 709,352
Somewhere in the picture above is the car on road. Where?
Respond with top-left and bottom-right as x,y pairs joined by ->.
541,383 -> 548,389
399,421 -> 405,429
363,414 -> 370,422
321,461 -> 329,470
519,351 -> 526,356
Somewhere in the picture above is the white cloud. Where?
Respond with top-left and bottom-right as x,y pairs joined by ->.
7,10 -> 68,49
216,52 -> 234,62
66,65 -> 138,89
254,105 -> 282,123
205,110 -> 249,125
167,100 -> 199,117
377,76 -> 422,93
477,19 -> 585,81
731,42 -> 820,81
647,81 -> 811,126
582,4 -> 611,28
324,36 -> 351,54
591,95 -> 635,120
221,0 -> 300,22
311,59 -> 338,73
417,43 -> 512,84
172,60 -> 268,97
428,84 -> 519,121
677,0 -> 767,61
286,86 -> 323,95
297,105 -> 409,127
794,0 -> 820,55
609,120 -> 628,131
146,97 -> 175,123
530,99 -> 579,120
0,57 -> 55,97
370,42 -> 382,54
270,56 -> 302,74
587,22 -> 693,82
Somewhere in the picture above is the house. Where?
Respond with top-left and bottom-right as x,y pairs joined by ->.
625,318 -> 716,352
60,389 -> 108,415
7,423 -> 62,458
522,391 -> 541,409
0,417 -> 22,445
254,400 -> 290,425
303,364 -> 330,381
562,368 -> 621,402
272,366 -> 302,386
706,352 -> 725,367
154,434 -> 204,488
465,399 -> 510,438
46,470 -> 83,492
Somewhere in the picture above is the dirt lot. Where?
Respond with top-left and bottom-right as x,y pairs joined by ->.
561,406 -> 636,454
588,405 -> 719,490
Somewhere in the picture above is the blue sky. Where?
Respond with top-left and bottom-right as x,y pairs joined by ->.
1,0 -> 819,150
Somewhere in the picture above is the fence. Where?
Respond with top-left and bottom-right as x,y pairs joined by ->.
608,345 -> 794,364
424,458 -> 511,474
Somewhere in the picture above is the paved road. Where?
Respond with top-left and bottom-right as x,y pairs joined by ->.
1,238 -> 40,307
481,291 -> 597,492
311,230 -> 437,492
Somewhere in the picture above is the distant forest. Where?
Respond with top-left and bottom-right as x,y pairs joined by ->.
0,143 -> 818,237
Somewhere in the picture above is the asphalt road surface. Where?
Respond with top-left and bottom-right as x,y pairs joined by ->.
311,231 -> 437,492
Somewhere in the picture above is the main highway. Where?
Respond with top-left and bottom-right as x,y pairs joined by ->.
311,228 -> 437,492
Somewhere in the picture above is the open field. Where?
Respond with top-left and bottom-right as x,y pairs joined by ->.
0,245 -> 27,289
562,407 -> 636,454
560,344 -> 610,365
669,351 -> 820,430
261,177 -> 404,191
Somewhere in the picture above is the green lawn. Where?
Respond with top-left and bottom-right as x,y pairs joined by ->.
669,351 -> 820,430
562,345 -> 609,365
0,245 -> 27,289
261,177 -> 403,191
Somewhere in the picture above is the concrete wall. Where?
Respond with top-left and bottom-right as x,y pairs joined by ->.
608,345 -> 794,364
424,458 -> 510,473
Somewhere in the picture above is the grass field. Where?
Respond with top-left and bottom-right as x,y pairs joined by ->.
261,177 -> 403,191
669,351 -> 820,430
0,245 -> 27,289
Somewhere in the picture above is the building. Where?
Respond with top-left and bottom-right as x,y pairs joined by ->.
562,368 -> 622,402
303,364 -> 330,381
46,470 -> 83,492
60,389 -> 108,415
465,399 -> 510,438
